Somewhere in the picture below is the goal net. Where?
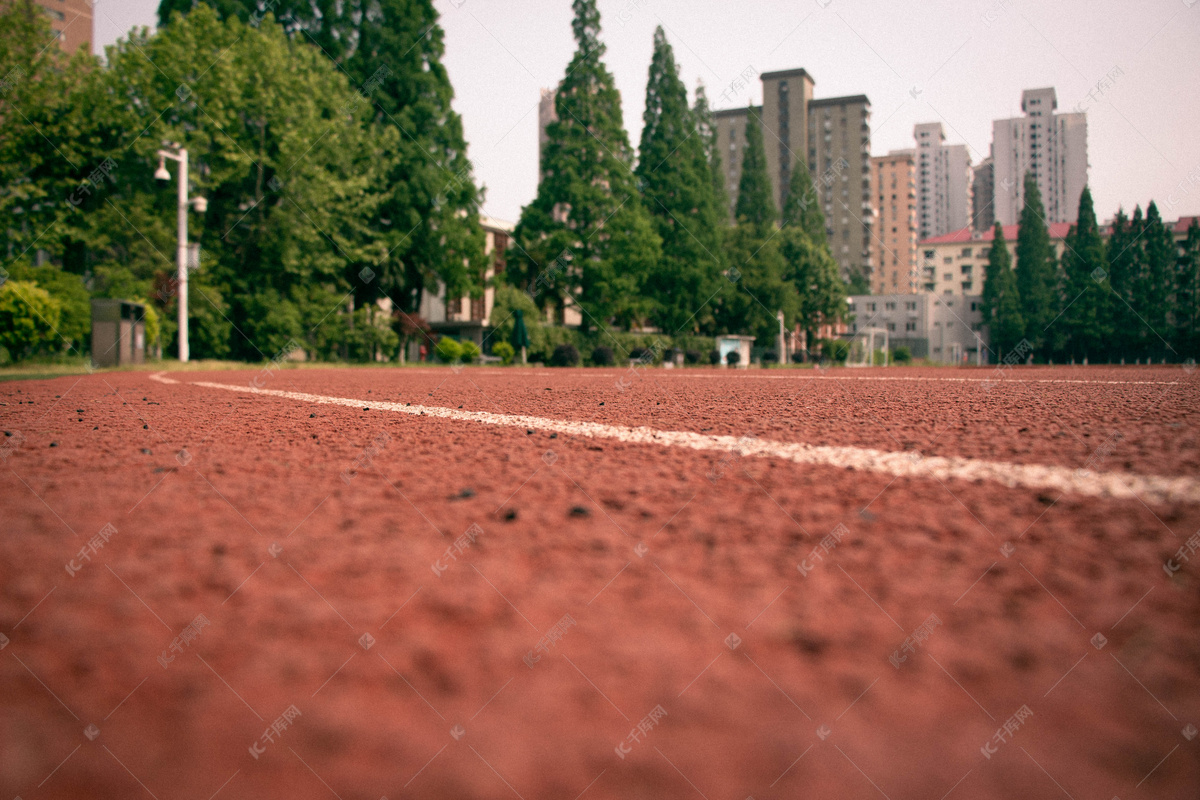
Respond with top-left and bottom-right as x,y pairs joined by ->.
847,327 -> 889,368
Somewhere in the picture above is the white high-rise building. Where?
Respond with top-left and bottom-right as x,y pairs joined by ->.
914,122 -> 972,241
991,88 -> 1088,226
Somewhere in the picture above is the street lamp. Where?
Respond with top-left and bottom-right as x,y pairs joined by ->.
156,144 -> 206,362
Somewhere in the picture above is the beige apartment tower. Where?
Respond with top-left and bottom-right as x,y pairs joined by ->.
711,69 -> 872,284
871,150 -> 918,294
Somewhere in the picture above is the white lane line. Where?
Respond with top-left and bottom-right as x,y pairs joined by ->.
149,373 -> 1200,504
370,368 -> 1181,386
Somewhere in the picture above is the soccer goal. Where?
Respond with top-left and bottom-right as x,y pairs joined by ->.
847,327 -> 889,367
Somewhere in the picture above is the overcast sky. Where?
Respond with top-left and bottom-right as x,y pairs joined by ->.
97,0 -> 1200,227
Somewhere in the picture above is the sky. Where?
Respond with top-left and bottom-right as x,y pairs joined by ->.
96,0 -> 1200,227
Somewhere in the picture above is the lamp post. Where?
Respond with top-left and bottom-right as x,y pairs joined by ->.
155,145 -> 206,362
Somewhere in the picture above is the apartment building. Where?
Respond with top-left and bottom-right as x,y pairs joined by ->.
992,88 -> 1088,226
870,150 -> 918,294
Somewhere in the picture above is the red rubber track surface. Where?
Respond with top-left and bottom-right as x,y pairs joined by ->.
1,365 -> 1198,799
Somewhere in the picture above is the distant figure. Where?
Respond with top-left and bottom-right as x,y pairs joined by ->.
419,344 -> 428,363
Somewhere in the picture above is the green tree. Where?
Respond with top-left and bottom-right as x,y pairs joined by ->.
508,0 -> 660,332
780,162 -> 845,355
1014,172 -> 1055,359
981,222 -> 1025,358
1135,201 -> 1175,361
1175,218 -> 1200,360
781,157 -> 827,247
1105,208 -> 1138,360
1058,187 -> 1111,362
94,7 -> 393,359
157,0 -> 487,321
635,27 -> 723,335
733,105 -> 776,231
691,82 -> 729,219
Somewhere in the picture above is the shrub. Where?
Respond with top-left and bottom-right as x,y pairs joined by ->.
435,337 -> 463,363
492,341 -> 515,365
764,349 -> 778,363
591,346 -> 615,366
791,351 -> 806,364
459,340 -> 481,363
823,339 -> 850,363
708,349 -> 720,365
549,343 -> 580,367
629,347 -> 651,363
726,350 -> 741,366
0,281 -> 63,362
684,349 -> 701,365
892,345 -> 912,364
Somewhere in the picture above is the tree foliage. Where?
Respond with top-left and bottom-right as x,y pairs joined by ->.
508,0 -> 660,332
1014,172 -> 1055,359
635,27 -> 724,335
1058,187 -> 1111,361
982,222 -> 1024,358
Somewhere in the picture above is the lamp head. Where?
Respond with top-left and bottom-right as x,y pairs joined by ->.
192,196 -> 207,214
155,158 -> 170,181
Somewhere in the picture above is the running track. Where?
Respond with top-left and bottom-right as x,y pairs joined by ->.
1,365 -> 1198,799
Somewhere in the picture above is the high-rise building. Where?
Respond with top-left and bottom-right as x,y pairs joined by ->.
991,88 -> 1088,226
32,0 -> 92,55
710,69 -> 872,283
870,150 -> 918,294
759,68 -> 815,212
808,95 -> 873,284
971,157 -> 995,234
914,122 -> 972,242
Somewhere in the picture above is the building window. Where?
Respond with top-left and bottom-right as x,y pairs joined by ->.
885,302 -> 896,311
906,322 -> 916,332
905,302 -> 916,311
887,323 -> 896,332
961,248 -> 972,257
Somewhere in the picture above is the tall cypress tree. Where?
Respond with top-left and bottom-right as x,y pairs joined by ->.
1059,187 -> 1111,362
635,27 -> 724,335
692,82 -> 729,221
781,157 -> 828,247
1176,219 -> 1200,360
986,223 -> 1025,362
1014,172 -> 1056,359
509,0 -> 660,332
734,105 -> 776,232
1139,201 -> 1175,361
714,105 -> 790,342
781,162 -> 844,352
1105,208 -> 1138,360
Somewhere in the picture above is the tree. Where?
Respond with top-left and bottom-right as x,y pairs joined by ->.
1176,218 -> 1200,360
1058,187 -> 1111,362
635,27 -> 724,335
780,162 -> 845,355
781,157 -> 827,247
1014,172 -> 1055,359
157,0 -> 488,321
1136,201 -> 1175,361
981,222 -> 1024,358
1105,208 -> 1138,360
94,7 -> 393,359
508,0 -> 660,332
733,105 -> 776,231
692,82 -> 729,219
